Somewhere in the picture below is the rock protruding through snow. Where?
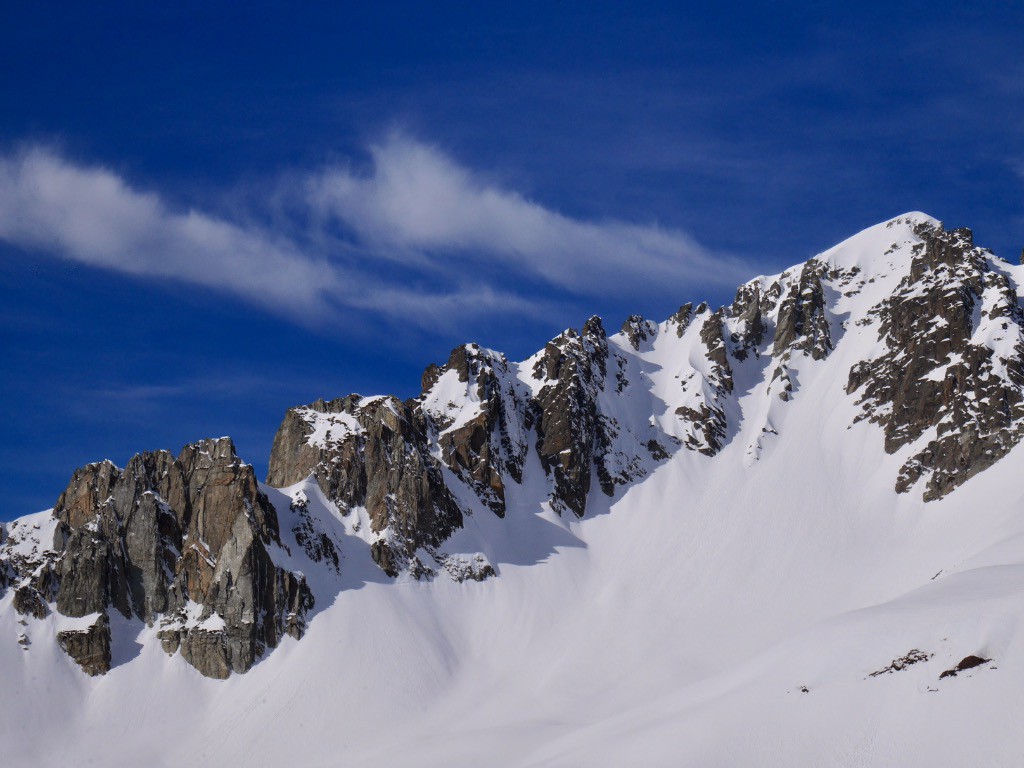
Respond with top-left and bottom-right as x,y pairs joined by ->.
3,438 -> 314,678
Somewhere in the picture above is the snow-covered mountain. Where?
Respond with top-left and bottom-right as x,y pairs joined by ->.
4,213 -> 1024,765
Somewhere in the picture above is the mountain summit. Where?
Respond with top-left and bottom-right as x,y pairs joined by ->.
4,214 -> 1024,765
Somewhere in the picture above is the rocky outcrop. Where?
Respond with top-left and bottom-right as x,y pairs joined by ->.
439,553 -> 496,582
621,314 -> 658,350
674,309 -> 733,456
420,344 -> 532,518
57,613 -> 111,676
729,284 -> 767,360
289,492 -> 340,573
0,519 -> 59,607
39,438 -> 314,678
868,649 -> 932,677
847,222 -> 1024,499
531,317 -> 612,517
939,654 -> 991,679
772,260 -> 833,362
268,314 -> 671,543
267,396 -> 463,576
12,585 -> 48,618
529,316 -> 669,509
669,302 -> 696,337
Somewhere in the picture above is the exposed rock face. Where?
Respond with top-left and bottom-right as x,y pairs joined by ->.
526,316 -> 669,511
19,438 -> 315,678
669,302 -> 695,337
420,344 -> 532,518
267,395 -> 463,576
759,261 -> 840,402
531,317 -> 612,517
266,251 -> 861,555
621,314 -> 658,350
57,613 -> 111,676
772,260 -> 833,362
729,284 -> 767,360
268,315 -> 670,547
12,585 -> 48,618
674,309 -> 733,456
847,222 -> 1024,499
289,492 -> 340,573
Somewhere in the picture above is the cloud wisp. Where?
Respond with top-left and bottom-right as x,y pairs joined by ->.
306,135 -> 751,296
0,137 -> 747,330
0,147 -> 347,320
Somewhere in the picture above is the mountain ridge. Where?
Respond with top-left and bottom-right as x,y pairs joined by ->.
7,211 -> 1024,676
4,212 -> 1024,765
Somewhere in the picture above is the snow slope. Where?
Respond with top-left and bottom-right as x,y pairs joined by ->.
3,213 -> 1024,766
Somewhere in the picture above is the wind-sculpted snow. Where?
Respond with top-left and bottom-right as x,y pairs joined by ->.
5,213 -> 1024,764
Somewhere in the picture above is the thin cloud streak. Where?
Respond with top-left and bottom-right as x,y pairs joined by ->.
0,147 -> 343,319
0,139 -> 747,330
307,134 -> 751,294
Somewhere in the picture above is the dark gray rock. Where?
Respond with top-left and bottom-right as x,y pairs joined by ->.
117,453 -> 181,622
669,303 -> 695,337
674,309 -> 732,456
290,493 -> 340,573
179,627 -> 231,680
868,649 -> 932,677
729,283 -> 766,360
47,438 -> 313,678
421,345 -> 532,518
847,222 -> 1024,499
267,395 -> 463,576
531,318 -> 610,517
939,654 -> 991,679
55,527 -> 130,619
269,315 -> 665,534
772,260 -> 833,362
621,314 -> 658,350
57,613 -> 111,676
12,585 -> 48,619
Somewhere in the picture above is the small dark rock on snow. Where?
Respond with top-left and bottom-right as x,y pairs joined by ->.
939,655 -> 991,679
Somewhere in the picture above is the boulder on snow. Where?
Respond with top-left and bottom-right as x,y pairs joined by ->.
939,655 -> 991,679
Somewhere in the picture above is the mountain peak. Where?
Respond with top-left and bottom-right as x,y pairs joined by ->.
5,213 -> 1024,763
5,212 -> 1024,689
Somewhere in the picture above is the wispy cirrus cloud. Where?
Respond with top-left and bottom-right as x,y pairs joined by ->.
0,147 -> 346,320
307,135 -> 751,296
0,136 -> 747,329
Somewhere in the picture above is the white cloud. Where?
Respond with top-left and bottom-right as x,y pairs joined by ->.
0,147 -> 344,320
307,134 -> 750,295
0,139 -> 746,330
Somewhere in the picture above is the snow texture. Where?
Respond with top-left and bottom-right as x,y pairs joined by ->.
2,213 -> 1024,766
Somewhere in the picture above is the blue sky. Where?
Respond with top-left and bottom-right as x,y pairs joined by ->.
2,1 -> 1023,518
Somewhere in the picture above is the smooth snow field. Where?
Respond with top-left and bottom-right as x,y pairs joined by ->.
3,214 -> 1023,766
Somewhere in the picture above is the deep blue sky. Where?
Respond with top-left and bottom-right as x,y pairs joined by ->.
2,1 -> 1023,518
